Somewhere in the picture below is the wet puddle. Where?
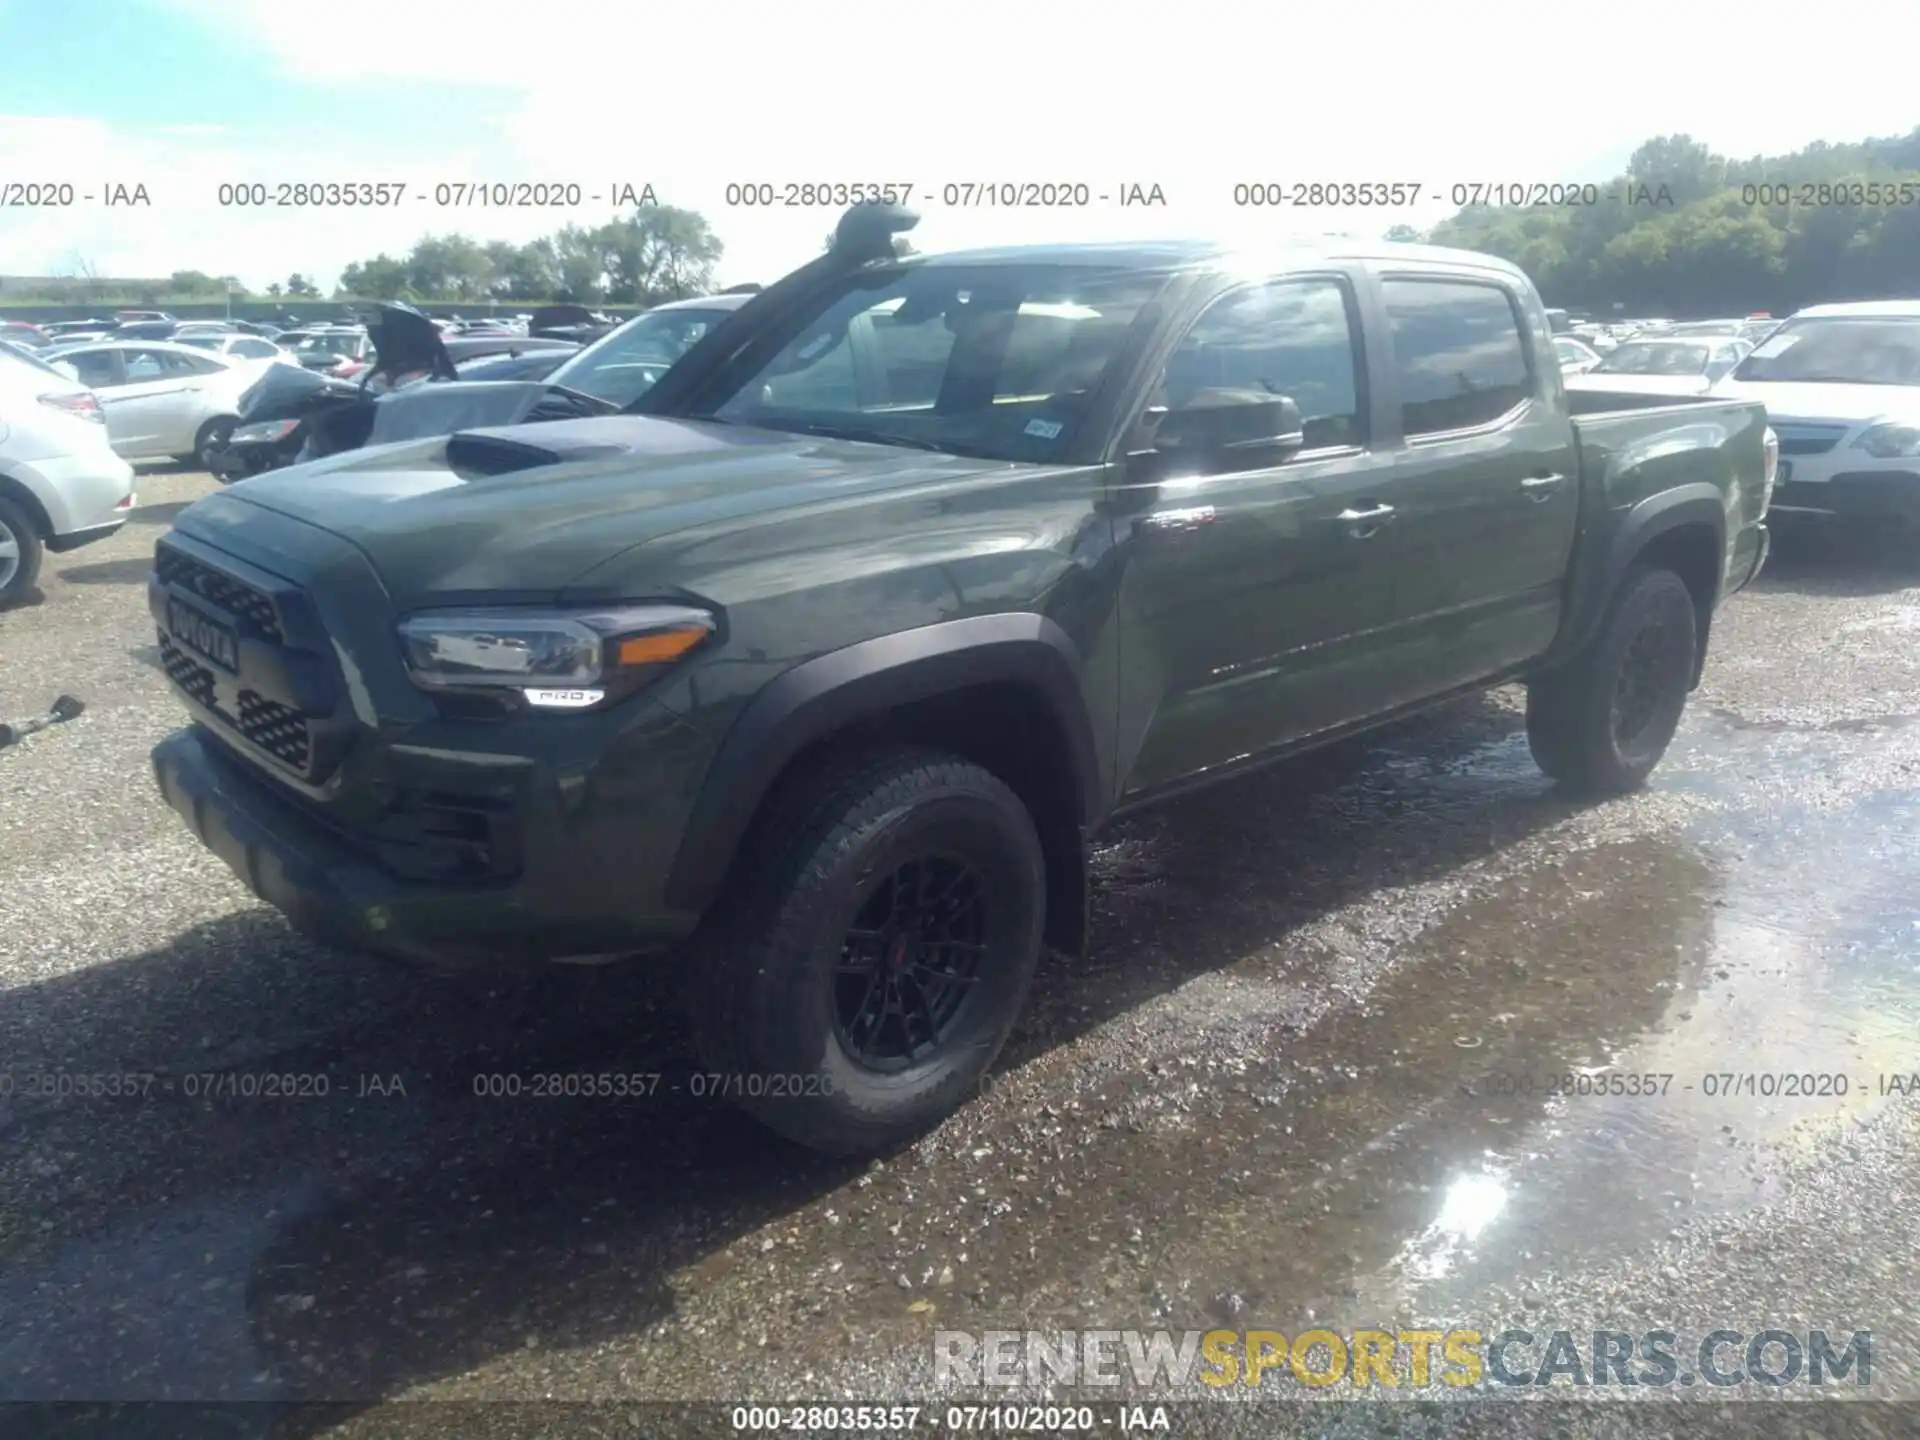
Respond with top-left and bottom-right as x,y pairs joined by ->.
728,726 -> 1920,1361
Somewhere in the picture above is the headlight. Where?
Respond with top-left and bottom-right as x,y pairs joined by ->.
1852,423 -> 1920,459
231,419 -> 301,444
397,604 -> 715,709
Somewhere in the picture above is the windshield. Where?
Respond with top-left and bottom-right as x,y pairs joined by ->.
1597,341 -> 1712,375
548,307 -> 734,407
686,264 -> 1168,462
1731,317 -> 1920,385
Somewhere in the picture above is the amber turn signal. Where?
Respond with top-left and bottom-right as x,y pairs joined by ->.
614,626 -> 710,667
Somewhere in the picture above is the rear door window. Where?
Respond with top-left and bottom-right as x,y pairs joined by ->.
1381,278 -> 1533,436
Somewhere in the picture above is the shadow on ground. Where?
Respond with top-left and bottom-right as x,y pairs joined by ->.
53,557 -> 157,586
1751,519 -> 1920,598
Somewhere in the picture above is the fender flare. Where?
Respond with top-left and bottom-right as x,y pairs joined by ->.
1547,484 -> 1727,672
664,612 -> 1104,915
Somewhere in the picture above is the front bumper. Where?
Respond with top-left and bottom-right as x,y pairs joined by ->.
152,720 -> 706,968
1768,461 -> 1920,521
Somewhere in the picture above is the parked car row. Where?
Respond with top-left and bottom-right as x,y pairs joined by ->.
207,294 -> 747,479
1562,313 -> 1780,358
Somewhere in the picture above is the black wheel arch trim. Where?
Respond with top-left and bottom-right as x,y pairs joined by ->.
664,612 -> 1105,918
1544,484 -> 1727,681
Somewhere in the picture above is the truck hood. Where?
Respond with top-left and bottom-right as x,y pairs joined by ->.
202,414 -> 1011,609
1711,379 -> 1920,424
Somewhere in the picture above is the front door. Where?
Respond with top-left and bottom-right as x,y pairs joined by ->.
1114,273 -> 1414,798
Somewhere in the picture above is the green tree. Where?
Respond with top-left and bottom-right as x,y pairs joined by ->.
405,234 -> 494,300
1428,125 -> 1920,313
168,269 -> 225,295
330,199 -> 724,305
337,254 -> 411,300
596,204 -> 724,303
488,238 -> 560,299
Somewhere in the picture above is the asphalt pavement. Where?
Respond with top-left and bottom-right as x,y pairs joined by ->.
2,468 -> 1918,1439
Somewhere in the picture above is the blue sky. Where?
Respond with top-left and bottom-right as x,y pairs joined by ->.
3,0 -> 1915,295
1,1 -> 513,165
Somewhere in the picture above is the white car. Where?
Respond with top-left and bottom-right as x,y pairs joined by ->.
1554,336 -> 1604,374
172,332 -> 294,366
0,343 -> 136,606
38,340 -> 260,468
1711,300 -> 1920,525
1566,336 -> 1752,397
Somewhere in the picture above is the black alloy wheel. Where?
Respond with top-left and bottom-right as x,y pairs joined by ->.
833,854 -> 990,1070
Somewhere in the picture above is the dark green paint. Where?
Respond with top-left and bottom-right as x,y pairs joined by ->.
150,239 -> 1772,965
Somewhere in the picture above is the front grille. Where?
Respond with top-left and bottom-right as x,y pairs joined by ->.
1771,425 -> 1847,457
154,545 -> 283,641
159,635 -> 216,708
236,690 -> 312,770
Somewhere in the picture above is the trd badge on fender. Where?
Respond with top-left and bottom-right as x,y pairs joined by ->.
167,598 -> 240,672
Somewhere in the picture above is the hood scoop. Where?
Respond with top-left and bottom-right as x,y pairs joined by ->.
444,428 -> 627,478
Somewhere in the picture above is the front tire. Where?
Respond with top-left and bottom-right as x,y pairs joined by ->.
686,745 -> 1046,1155
0,495 -> 45,608
1526,565 -> 1699,795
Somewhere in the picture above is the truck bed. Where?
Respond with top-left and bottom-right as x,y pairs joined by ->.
1562,388 -> 1736,416
1561,389 -> 1773,616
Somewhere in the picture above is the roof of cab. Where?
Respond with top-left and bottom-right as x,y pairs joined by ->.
1793,299 -> 1920,319
909,236 -> 1529,282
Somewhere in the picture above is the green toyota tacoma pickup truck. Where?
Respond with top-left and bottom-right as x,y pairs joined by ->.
148,204 -> 1774,1153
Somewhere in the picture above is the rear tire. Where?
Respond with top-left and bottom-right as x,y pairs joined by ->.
1526,565 -> 1698,795
685,744 -> 1046,1156
0,495 -> 45,609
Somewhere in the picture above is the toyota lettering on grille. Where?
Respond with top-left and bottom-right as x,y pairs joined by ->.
166,597 -> 240,673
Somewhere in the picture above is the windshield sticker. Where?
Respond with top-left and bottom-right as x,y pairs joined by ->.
1024,417 -> 1064,440
1750,334 -> 1801,359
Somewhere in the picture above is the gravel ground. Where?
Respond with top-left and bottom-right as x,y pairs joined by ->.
2,471 -> 1918,1439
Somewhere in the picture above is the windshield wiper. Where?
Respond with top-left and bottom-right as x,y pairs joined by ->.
540,383 -> 620,413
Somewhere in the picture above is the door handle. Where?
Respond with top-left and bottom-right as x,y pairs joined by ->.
1337,502 -> 1396,537
1521,473 -> 1567,501
1134,505 -> 1216,537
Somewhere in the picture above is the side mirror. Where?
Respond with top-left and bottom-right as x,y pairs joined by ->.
1152,388 -> 1306,468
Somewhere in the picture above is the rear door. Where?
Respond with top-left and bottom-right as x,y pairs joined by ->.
1362,270 -> 1579,705
98,347 -> 207,456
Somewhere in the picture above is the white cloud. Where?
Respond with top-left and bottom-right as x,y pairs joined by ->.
20,0 -> 1920,291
